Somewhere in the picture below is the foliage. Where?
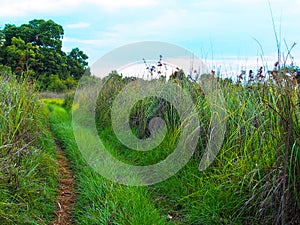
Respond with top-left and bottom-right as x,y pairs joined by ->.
96,70 -> 124,129
94,70 -> 300,224
0,19 -> 89,91
0,75 -> 58,224
5,37 -> 40,76
67,47 -> 89,80
0,64 -> 12,75
48,74 -> 67,92
65,76 -> 78,89
63,92 -> 75,110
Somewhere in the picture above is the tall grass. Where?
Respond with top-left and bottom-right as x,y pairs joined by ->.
94,72 -> 300,224
0,75 -> 58,224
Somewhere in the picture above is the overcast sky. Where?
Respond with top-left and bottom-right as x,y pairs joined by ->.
1,0 -> 299,74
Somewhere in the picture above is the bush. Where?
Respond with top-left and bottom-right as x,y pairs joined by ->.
65,76 -> 78,90
48,74 -> 67,92
63,91 -> 75,110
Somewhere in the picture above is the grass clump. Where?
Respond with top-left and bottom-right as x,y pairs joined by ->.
0,75 -> 58,224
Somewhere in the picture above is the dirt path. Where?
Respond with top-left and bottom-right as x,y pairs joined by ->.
52,144 -> 75,225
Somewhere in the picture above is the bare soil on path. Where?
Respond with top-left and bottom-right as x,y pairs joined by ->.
52,144 -> 75,225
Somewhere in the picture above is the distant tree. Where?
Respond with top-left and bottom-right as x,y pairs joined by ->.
39,47 -> 68,79
0,19 -> 89,90
28,19 -> 64,50
0,30 -> 6,63
64,76 -> 78,90
67,47 -> 88,80
2,19 -> 64,50
5,37 -> 40,76
48,74 -> 67,92
1,24 -> 19,47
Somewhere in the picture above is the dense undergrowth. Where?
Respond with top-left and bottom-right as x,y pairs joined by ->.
1,66 -> 299,224
93,71 -> 300,224
0,75 -> 58,224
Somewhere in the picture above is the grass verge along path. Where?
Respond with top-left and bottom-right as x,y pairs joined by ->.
48,104 -> 166,225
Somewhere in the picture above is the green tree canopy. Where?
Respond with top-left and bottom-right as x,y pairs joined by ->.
67,47 -> 88,80
2,19 -> 64,50
5,37 -> 41,76
0,19 -> 88,91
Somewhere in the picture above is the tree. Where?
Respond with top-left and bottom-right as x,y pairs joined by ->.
67,48 -> 88,80
64,76 -> 78,90
28,19 -> 64,50
39,47 -> 68,79
0,30 -> 5,63
48,74 -> 67,92
5,37 -> 40,76
1,24 -> 18,47
0,19 -> 88,90
2,19 -> 64,50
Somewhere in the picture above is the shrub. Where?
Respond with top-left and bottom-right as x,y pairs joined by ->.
48,74 -> 67,92
63,91 -> 75,110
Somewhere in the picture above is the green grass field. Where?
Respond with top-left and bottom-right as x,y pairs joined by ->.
53,72 -> 299,224
48,104 -> 166,224
1,71 -> 299,224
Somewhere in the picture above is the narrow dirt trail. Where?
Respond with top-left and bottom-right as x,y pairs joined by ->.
52,143 -> 76,225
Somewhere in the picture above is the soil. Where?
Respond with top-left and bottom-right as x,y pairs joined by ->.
52,145 -> 75,225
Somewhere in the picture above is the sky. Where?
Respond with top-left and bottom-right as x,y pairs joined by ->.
0,0 -> 299,76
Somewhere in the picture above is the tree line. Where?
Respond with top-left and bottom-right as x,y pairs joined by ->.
0,19 -> 89,92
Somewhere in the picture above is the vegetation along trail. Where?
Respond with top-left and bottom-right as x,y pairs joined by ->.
1,18 -> 300,224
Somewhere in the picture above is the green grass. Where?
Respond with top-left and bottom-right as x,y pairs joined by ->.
41,98 -> 64,106
48,104 -> 167,224
91,74 -> 300,224
3,69 -> 298,224
0,76 -> 58,224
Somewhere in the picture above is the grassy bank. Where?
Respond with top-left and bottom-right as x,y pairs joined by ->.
0,76 -> 58,224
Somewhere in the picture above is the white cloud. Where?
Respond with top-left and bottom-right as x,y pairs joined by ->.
108,9 -> 200,39
0,0 -> 83,17
63,37 -> 118,46
0,0 -> 158,18
86,0 -> 158,11
66,22 -> 90,29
